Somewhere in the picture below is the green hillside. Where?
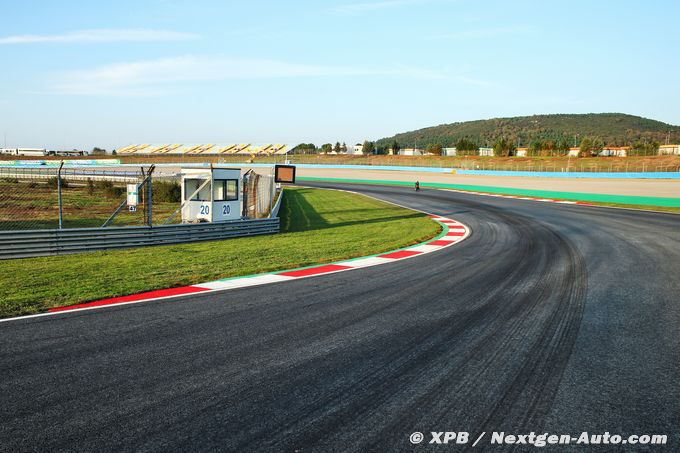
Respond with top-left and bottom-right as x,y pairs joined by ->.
377,113 -> 679,148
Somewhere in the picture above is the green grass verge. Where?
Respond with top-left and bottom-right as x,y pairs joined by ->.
0,187 -> 440,318
298,176 -> 680,211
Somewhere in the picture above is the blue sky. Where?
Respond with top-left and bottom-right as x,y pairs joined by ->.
1,0 -> 679,150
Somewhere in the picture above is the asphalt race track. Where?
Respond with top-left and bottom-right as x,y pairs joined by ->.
1,182 -> 679,451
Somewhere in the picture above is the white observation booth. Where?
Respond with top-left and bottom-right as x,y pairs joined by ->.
181,167 -> 241,223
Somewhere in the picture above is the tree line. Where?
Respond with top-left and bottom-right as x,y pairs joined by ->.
292,136 -> 662,157
291,142 -> 348,154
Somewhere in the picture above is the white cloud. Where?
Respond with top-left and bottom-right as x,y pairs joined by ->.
49,56 -> 455,96
0,29 -> 198,45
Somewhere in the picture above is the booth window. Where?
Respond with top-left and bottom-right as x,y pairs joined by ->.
213,179 -> 238,201
184,178 -> 211,201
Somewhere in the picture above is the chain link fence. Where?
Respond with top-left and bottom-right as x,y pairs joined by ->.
0,167 -> 149,230
0,166 -> 277,231
243,170 -> 276,219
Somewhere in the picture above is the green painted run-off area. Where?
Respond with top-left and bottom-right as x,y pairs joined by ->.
299,176 -> 680,208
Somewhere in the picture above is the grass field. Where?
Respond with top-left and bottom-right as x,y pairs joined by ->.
0,186 -> 440,318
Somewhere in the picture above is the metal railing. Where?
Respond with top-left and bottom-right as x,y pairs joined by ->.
270,190 -> 284,218
0,218 -> 280,259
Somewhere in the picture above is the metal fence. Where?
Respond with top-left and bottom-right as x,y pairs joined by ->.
0,166 -> 278,231
243,170 -> 276,219
0,218 -> 280,259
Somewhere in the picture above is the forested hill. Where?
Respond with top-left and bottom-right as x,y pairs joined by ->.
377,113 -> 679,148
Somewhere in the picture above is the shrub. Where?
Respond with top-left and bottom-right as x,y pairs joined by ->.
579,136 -> 604,157
425,143 -> 443,155
103,185 -> 124,199
87,178 -> 95,195
45,177 -> 58,188
629,141 -> 659,156
93,180 -> 125,198
455,137 -> 478,154
45,177 -> 68,188
93,180 -> 124,198
153,181 -> 181,203
493,137 -> 517,157
94,180 -> 114,190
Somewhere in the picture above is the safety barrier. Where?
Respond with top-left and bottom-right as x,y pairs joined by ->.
0,218 -> 280,259
270,190 -> 284,218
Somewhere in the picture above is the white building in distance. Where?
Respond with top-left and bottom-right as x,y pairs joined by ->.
659,144 -> 680,155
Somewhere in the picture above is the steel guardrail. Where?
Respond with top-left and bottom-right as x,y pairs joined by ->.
270,190 -> 284,218
0,218 -> 280,259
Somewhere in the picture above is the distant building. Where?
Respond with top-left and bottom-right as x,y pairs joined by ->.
352,143 -> 364,154
442,147 -> 457,156
568,147 -> 580,157
600,146 -> 629,157
659,144 -> 680,155
478,147 -> 494,157
516,147 -> 528,157
0,148 -> 48,156
400,148 -> 424,156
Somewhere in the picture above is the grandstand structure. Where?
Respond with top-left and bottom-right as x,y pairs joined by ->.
115,144 -> 288,156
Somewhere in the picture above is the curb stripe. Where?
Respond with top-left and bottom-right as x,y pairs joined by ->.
278,264 -> 353,277
428,239 -> 455,246
379,250 -> 423,259
47,286 -> 209,312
